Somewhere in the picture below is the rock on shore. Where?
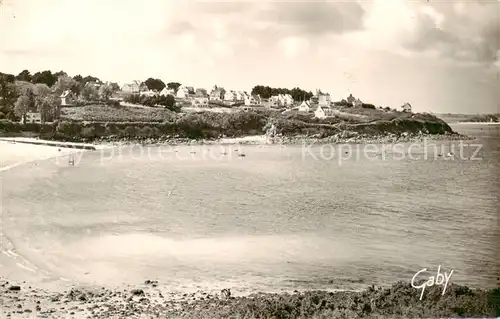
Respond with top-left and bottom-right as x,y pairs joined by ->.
1,277 -> 498,318
92,131 -> 471,148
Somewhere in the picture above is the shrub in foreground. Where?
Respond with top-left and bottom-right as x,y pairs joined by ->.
165,283 -> 498,319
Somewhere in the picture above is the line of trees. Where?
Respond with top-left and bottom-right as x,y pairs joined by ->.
251,86 -> 314,101
143,78 -> 182,93
0,70 -> 123,123
14,69 -> 114,96
124,94 -> 178,112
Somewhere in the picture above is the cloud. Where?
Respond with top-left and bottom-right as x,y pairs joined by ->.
165,21 -> 195,35
343,0 -> 500,68
190,0 -> 253,15
259,2 -> 365,36
278,37 -> 310,59
404,2 -> 499,66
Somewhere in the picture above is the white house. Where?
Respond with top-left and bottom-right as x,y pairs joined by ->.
192,94 -> 209,107
263,98 -> 279,108
209,85 -> 225,100
318,93 -> 331,106
402,103 -> 412,113
140,89 -> 159,97
280,94 -> 294,106
314,105 -> 335,119
176,85 -> 193,99
60,90 -> 75,106
347,94 -> 356,105
159,87 -> 175,96
121,81 -> 147,93
270,94 -> 294,107
236,91 -> 249,101
224,90 -> 237,101
245,95 -> 261,106
353,98 -> 363,108
298,100 -> 311,112
23,112 -> 42,124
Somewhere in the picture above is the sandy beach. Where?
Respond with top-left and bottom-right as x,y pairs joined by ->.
0,140 -> 96,288
0,139 -> 96,172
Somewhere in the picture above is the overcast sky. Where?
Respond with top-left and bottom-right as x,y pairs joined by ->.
0,0 -> 499,113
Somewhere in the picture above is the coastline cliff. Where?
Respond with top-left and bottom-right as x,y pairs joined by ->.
0,107 -> 463,144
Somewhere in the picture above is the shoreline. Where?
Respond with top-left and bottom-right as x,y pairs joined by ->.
0,139 -> 94,173
32,132 -> 473,148
0,277 -> 497,318
104,132 -> 473,149
451,122 -> 500,125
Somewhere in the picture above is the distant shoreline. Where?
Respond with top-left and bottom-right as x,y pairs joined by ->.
450,122 -> 500,125
1,132 -> 472,150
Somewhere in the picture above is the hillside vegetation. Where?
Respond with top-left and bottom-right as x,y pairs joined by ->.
60,105 -> 177,123
0,106 -> 455,142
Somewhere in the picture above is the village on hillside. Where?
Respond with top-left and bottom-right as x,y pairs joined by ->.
0,70 -> 413,125
116,80 -> 412,118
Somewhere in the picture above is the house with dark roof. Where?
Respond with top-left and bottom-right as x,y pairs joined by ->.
60,90 -> 75,106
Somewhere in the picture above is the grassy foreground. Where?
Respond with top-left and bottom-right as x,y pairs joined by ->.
1,278 -> 498,318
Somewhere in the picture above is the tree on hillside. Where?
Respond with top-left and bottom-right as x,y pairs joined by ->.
145,78 -> 166,92
54,71 -> 68,78
73,74 -> 83,82
31,70 -> 57,87
36,94 -> 59,123
167,82 -> 181,93
34,83 -> 52,97
164,95 -> 176,110
80,84 -> 99,101
98,83 -> 114,101
0,73 -> 18,119
14,80 -> 35,95
53,75 -> 79,95
0,72 -> 15,82
14,93 -> 31,122
109,82 -> 120,92
82,75 -> 101,84
16,70 -> 32,82
290,87 -> 313,101
251,85 -> 312,100
34,83 -> 54,121
24,86 -> 36,110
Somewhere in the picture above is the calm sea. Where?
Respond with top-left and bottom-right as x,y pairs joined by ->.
1,124 -> 499,294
